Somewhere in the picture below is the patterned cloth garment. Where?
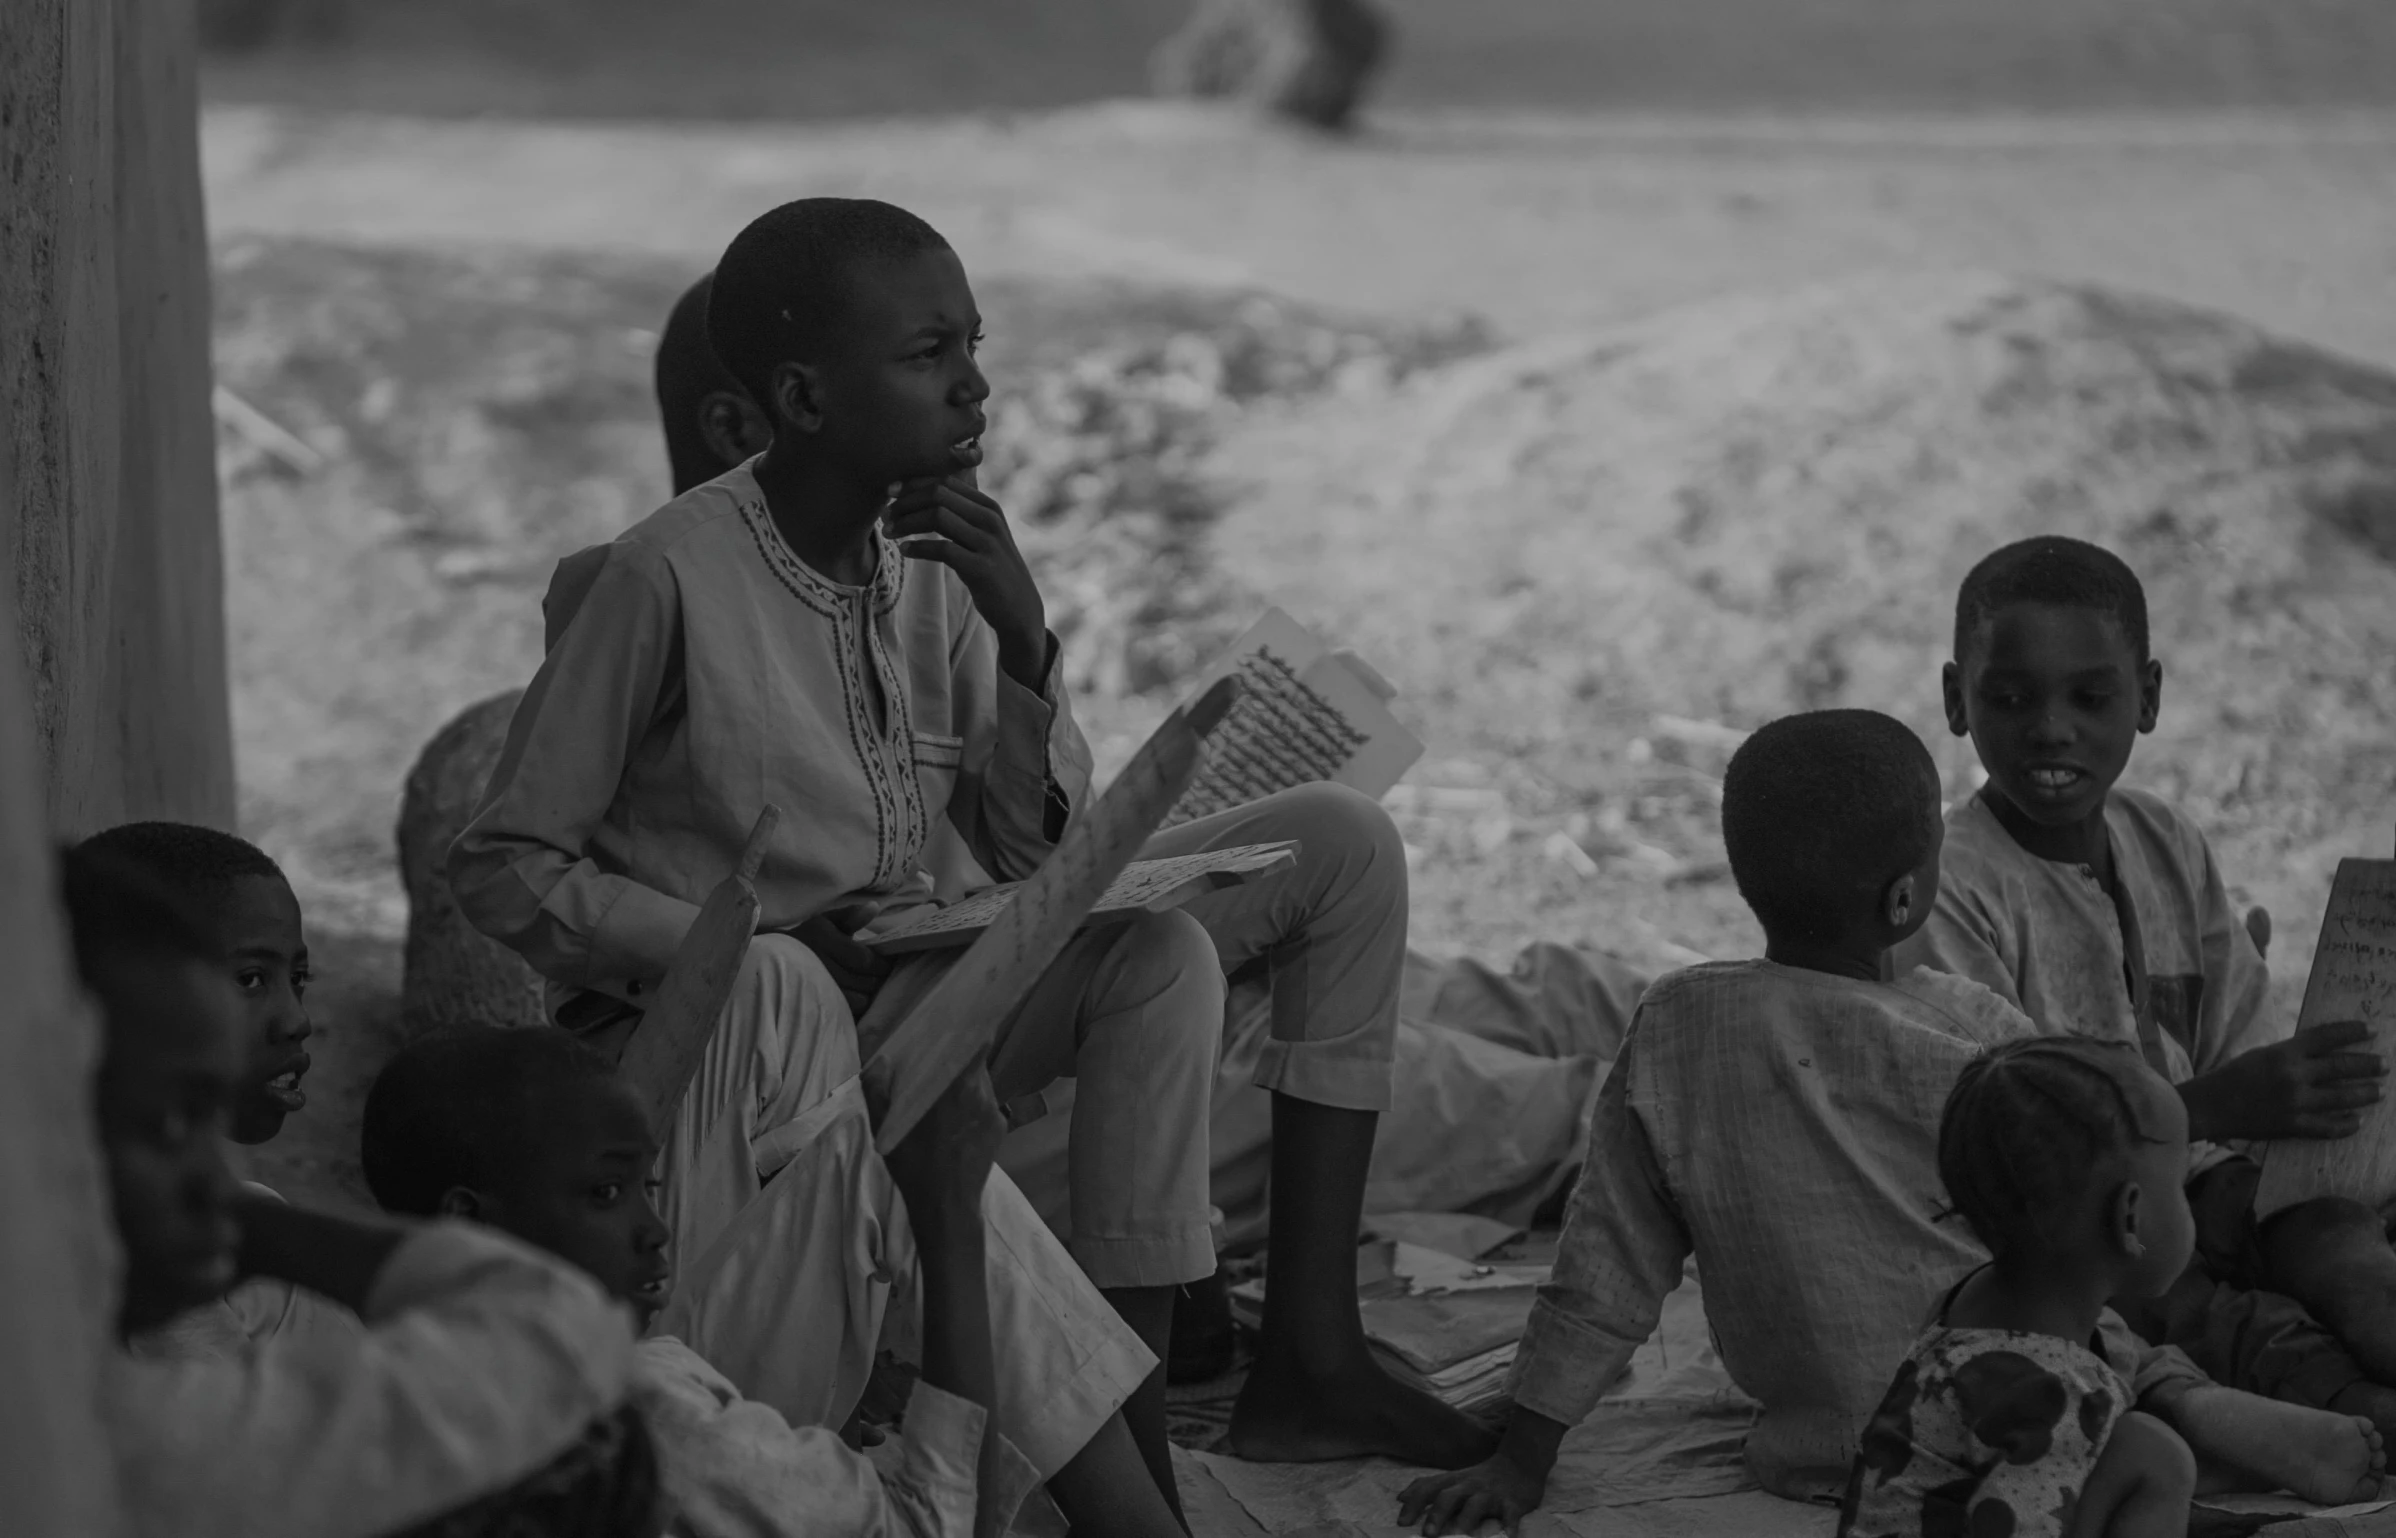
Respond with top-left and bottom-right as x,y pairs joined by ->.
1838,1325 -> 2129,1538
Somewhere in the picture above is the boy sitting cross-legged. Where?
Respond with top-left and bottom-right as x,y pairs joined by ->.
362,1025 -> 1160,1538
1897,535 -> 2396,1430
1397,710 -> 2382,1535
453,196 -> 1490,1477
66,844 -> 660,1538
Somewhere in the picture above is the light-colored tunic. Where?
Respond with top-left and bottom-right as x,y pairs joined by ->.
1510,961 -> 2062,1499
636,1338 -> 1029,1538
449,462 -> 1090,1010
1895,787 -> 2275,1085
106,1224 -> 636,1538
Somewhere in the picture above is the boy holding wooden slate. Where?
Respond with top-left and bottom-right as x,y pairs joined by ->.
453,197 -> 1492,1492
1899,535 -> 2396,1431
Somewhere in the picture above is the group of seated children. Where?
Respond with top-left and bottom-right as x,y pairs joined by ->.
56,185 -> 2396,1538
1402,539 -> 2396,1537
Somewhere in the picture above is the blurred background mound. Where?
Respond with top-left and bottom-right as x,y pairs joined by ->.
1207,271 -> 2396,982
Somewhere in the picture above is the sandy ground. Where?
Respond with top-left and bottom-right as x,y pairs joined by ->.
204,100 -> 2396,1205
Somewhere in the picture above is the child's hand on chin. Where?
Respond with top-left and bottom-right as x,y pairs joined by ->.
882,477 -> 1048,688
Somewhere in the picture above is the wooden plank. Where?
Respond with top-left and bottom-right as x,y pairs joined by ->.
2254,858 -> 2396,1218
862,674 -> 1241,1155
615,806 -> 780,1136
863,841 -> 1297,955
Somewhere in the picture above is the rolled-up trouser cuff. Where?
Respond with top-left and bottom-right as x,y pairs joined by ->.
1251,1038 -> 1396,1112
1068,1225 -> 1217,1291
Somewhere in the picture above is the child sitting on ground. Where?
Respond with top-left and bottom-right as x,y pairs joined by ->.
1846,1038 -> 2333,1537
362,1026 -> 1175,1538
453,196 -> 1490,1482
66,844 -> 657,1538
1397,710 -> 2383,1536
92,819 -> 1179,1533
1898,535 -> 2396,1427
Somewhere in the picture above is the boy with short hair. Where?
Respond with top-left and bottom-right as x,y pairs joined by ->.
1395,710 -> 2377,1535
75,821 -> 314,1146
454,196 -> 1488,1473
66,844 -> 657,1538
364,1025 -> 1185,1538
1899,535 -> 2396,1425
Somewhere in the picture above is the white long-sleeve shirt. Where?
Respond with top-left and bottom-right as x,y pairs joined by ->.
105,1223 -> 639,1538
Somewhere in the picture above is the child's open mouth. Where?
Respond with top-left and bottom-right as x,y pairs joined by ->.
949,433 -> 982,469
264,1060 -> 310,1111
2023,766 -> 2086,797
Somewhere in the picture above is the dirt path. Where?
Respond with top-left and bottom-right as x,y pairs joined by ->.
204,102 -> 2396,363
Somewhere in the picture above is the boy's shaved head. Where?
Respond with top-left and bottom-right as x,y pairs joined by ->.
76,821 -> 284,892
707,198 -> 953,409
1955,535 -> 2149,664
362,1027 -> 619,1218
1722,709 -> 1943,945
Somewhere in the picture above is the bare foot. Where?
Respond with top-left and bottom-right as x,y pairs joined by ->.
2297,1415 -> 2388,1506
1226,1354 -> 1500,1468
2167,1385 -> 2386,1505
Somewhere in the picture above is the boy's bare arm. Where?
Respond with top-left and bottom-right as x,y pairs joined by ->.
234,1193 -> 411,1312
1396,1409 -> 1569,1537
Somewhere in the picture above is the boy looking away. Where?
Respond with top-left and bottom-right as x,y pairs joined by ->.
76,822 -> 314,1148
1397,711 -> 2374,1535
364,1026 -> 1186,1538
67,846 -> 658,1538
456,198 -> 1490,1473
1901,534 -> 2396,1426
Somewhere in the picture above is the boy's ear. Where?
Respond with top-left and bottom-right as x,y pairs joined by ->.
699,390 -> 774,471
435,1186 -> 488,1222
2108,1178 -> 2145,1257
1940,661 -> 1970,738
2136,658 -> 2162,735
766,361 -> 824,436
1883,870 -> 1918,930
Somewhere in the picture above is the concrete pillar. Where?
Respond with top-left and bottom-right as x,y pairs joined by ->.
0,611 -> 121,1535
4,0 -> 236,839
2,0 -> 232,1526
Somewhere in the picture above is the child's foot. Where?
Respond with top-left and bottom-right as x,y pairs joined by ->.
1226,1351 -> 1499,1467
2269,1410 -> 2385,1506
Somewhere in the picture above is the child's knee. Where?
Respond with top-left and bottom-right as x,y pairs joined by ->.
1276,780 -> 1405,876
2264,1196 -> 2390,1283
1101,908 -> 1226,1057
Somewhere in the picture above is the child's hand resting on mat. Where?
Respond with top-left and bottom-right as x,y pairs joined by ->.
2182,1019 -> 2387,1143
884,476 -> 1050,690
1396,1408 -> 1566,1537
